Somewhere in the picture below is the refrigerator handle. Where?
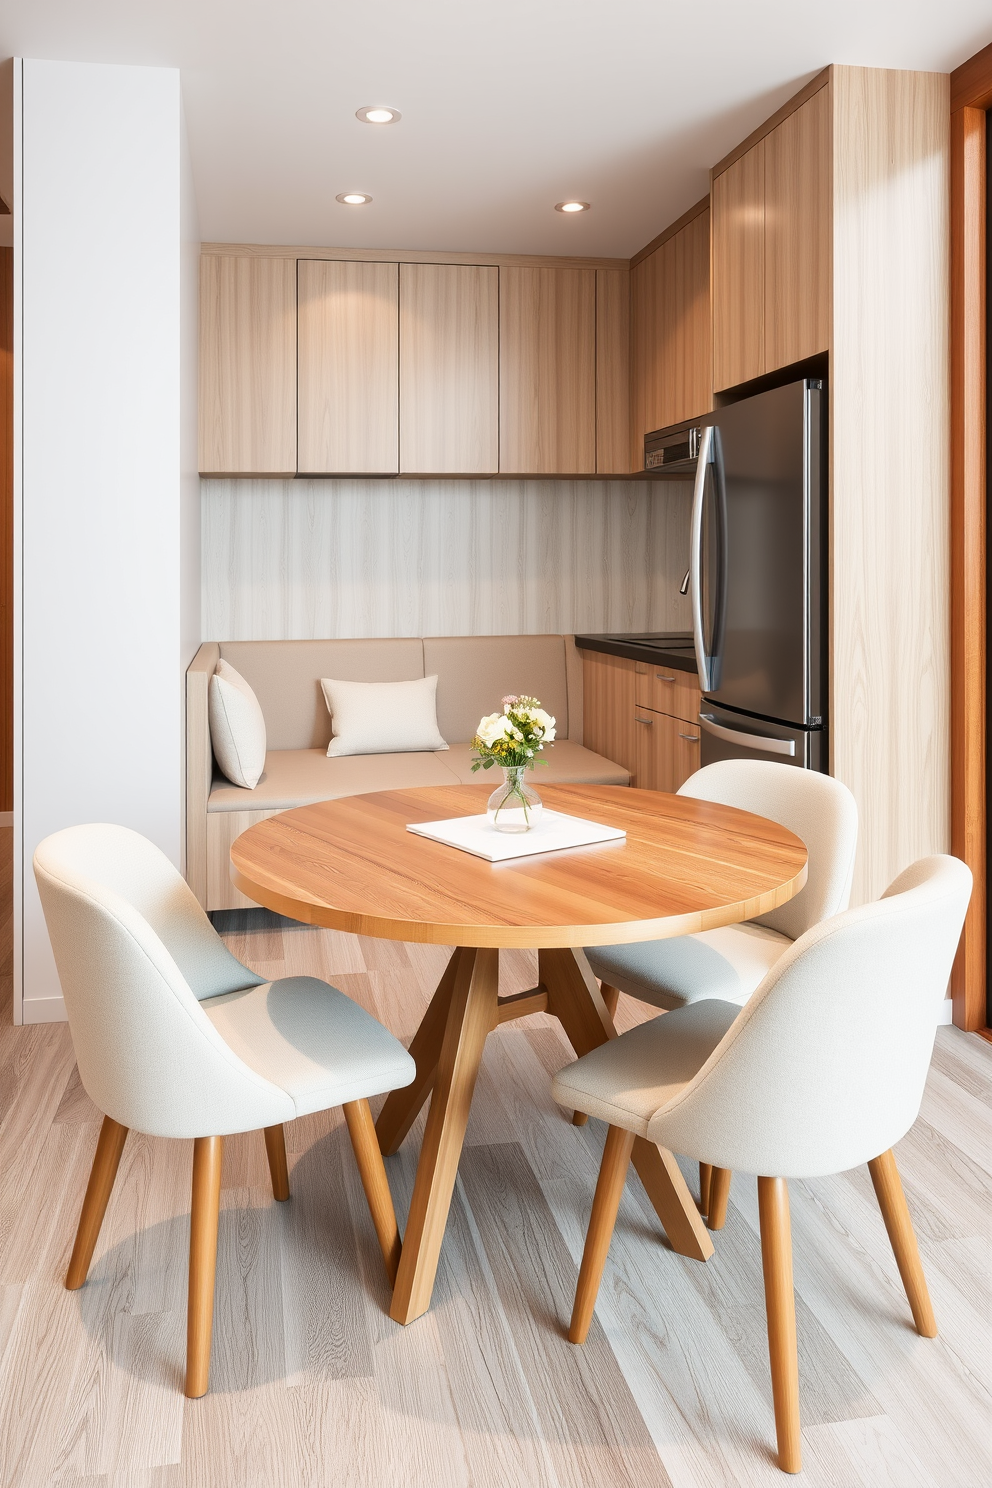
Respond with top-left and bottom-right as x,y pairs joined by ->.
698,711 -> 797,758
689,425 -> 714,692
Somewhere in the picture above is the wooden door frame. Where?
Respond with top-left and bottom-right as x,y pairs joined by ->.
950,44 -> 991,1032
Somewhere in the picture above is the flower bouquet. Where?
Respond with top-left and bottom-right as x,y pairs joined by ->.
470,695 -> 556,832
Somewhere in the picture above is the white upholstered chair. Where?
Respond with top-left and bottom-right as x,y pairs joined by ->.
34,824 -> 416,1398
555,855 -> 970,1475
585,759 -> 858,1227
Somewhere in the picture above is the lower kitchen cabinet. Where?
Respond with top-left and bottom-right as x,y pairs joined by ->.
634,706 -> 701,792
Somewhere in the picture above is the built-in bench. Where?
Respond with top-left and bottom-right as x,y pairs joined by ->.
186,635 -> 630,911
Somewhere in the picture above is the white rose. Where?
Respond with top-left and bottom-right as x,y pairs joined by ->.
476,712 -> 509,747
530,708 -> 556,742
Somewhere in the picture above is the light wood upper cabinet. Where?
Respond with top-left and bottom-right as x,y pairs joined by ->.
297,259 -> 399,474
712,82 -> 831,391
763,87 -> 831,371
630,205 -> 711,463
595,267 -> 631,474
399,263 -> 498,474
499,266 -> 597,475
198,255 -> 297,476
712,143 -> 766,391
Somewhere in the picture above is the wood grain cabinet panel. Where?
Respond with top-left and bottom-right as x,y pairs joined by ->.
635,708 -> 701,794
634,662 -> 701,723
630,208 -> 711,464
580,650 -> 638,777
399,263 -> 498,474
499,266 -> 596,474
298,259 -> 399,474
764,87 -> 831,371
595,266 -> 631,474
198,255 -> 297,475
712,141 -> 765,392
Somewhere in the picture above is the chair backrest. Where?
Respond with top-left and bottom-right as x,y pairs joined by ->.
33,824 -> 289,1139
679,759 -> 858,940
649,855 -> 971,1178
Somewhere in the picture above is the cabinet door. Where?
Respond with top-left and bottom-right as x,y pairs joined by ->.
634,707 -> 701,793
764,86 -> 831,371
712,141 -> 765,391
399,263 -> 498,474
297,260 -> 399,474
675,208 -> 712,425
595,266 -> 631,474
199,255 -> 297,475
634,662 -> 701,724
499,266 -> 596,474
580,650 -> 637,774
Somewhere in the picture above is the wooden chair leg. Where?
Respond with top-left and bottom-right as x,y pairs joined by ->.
757,1176 -> 802,1474
263,1124 -> 290,1201
699,1162 -> 713,1215
344,1099 -> 402,1288
868,1149 -> 937,1337
185,1135 -> 223,1399
569,1125 -> 635,1345
65,1115 -> 128,1290
572,982 -> 619,1126
707,1165 -> 732,1229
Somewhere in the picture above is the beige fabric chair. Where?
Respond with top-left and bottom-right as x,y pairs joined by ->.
553,855 -> 971,1474
585,759 -> 858,1226
34,824 -> 416,1398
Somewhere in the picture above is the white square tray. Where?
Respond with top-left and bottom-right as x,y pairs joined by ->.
406,809 -> 626,863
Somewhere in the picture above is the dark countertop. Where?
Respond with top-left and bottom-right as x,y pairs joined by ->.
574,632 -> 698,676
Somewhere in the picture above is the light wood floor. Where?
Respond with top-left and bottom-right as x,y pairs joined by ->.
0,834 -> 990,1485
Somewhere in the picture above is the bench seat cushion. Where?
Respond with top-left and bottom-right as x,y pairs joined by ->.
207,740 -> 630,812
440,741 -> 630,787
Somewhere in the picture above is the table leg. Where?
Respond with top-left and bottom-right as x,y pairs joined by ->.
389,946 -> 499,1325
376,947 -> 464,1156
539,947 -> 713,1264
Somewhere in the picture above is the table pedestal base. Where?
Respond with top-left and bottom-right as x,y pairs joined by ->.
376,945 -> 714,1326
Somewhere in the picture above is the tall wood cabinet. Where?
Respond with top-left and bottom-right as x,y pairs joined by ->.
711,82 -> 831,392
630,201 -> 712,465
198,255 -> 297,476
297,260 -> 399,475
399,263 -> 498,474
498,266 -> 597,474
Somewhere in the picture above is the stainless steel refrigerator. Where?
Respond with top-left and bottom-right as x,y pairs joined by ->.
689,377 -> 826,770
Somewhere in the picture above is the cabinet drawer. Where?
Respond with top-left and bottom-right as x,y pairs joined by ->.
633,707 -> 701,793
634,663 -> 701,723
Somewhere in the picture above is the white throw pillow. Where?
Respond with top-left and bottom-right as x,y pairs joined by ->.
208,660 -> 267,789
321,674 -> 448,757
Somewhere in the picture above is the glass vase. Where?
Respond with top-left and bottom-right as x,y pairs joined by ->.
486,765 -> 543,833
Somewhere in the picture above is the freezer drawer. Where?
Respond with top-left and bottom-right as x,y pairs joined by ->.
698,705 -> 825,771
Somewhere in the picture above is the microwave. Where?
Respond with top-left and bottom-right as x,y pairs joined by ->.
644,422 -> 702,474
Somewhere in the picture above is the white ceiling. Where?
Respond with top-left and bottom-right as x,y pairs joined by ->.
2,1 -> 991,257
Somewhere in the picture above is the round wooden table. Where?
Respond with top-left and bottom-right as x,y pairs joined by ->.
231,783 -> 808,1325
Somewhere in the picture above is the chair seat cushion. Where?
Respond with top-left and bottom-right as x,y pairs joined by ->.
441,739 -> 630,787
585,922 -> 792,1011
202,976 -> 416,1118
207,747 -> 461,811
551,1000 -> 740,1136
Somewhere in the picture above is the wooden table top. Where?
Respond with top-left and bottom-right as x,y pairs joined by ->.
230,784 -> 808,949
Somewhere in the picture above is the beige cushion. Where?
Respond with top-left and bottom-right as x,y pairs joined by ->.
551,1001 -> 740,1136
425,635 -> 570,744
322,674 -> 448,757
219,639 -> 425,751
207,747 -> 460,812
441,740 -> 630,787
586,921 -> 792,1011
208,660 -> 267,789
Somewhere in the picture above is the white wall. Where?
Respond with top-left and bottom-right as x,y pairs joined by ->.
180,100 -> 201,873
202,478 -> 693,640
14,58 -> 195,1022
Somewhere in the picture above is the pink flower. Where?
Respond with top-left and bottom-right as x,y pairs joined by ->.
501,694 -> 520,708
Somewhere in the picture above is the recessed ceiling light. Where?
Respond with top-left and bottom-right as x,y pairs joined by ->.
356,106 -> 401,125
555,200 -> 590,213
336,192 -> 372,206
